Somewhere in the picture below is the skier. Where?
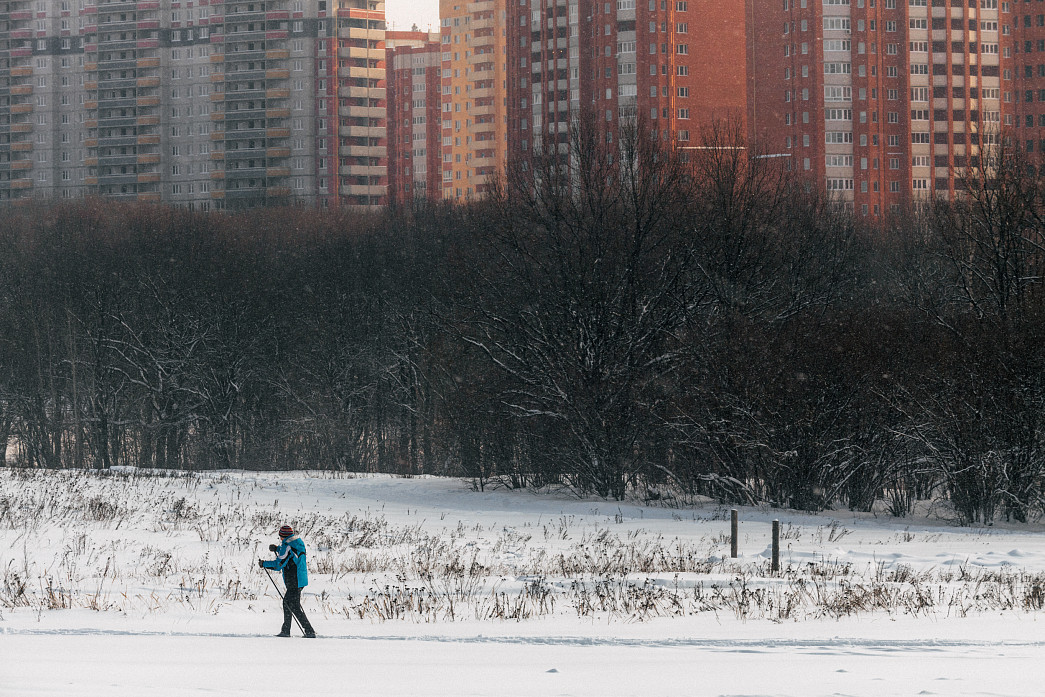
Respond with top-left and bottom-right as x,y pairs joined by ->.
259,525 -> 317,638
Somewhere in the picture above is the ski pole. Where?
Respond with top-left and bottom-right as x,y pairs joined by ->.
263,566 -> 305,635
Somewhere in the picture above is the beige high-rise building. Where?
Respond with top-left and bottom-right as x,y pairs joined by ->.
439,0 -> 507,200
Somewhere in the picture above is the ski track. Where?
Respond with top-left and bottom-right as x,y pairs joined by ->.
4,625 -> 1045,652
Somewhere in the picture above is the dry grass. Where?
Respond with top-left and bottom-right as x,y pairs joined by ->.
2,467 -> 1045,623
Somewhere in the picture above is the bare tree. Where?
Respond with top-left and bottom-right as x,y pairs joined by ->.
458,115 -> 697,499
933,132 -> 1045,335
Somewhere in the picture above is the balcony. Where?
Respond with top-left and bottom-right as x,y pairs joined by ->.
266,88 -> 291,99
10,85 -> 33,96
266,187 -> 292,197
137,134 -> 161,144
266,127 -> 291,138
339,163 -> 384,176
338,45 -> 380,59
350,125 -> 386,137
340,105 -> 384,118
10,142 -> 32,152
266,108 -> 291,118
266,166 -> 291,177
267,147 -> 292,157
340,144 -> 386,157
137,154 -> 161,164
265,69 -> 290,80
10,67 -> 33,77
339,26 -> 383,40
137,172 -> 161,183
341,184 -> 385,196
344,67 -> 385,79
10,103 -> 33,114
343,86 -> 386,99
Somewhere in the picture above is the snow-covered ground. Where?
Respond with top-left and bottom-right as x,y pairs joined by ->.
2,469 -> 1044,696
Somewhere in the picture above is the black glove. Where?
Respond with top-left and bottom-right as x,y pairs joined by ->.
258,559 -> 264,568
269,544 -> 278,552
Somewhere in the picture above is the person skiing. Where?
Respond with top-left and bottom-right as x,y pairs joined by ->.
259,525 -> 316,638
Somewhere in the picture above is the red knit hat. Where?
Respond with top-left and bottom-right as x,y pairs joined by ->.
278,525 -> 294,538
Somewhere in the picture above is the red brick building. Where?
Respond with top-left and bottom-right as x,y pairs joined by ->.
505,0 -> 747,162
386,30 -> 443,205
747,0 -> 1010,216
1013,0 -> 1045,161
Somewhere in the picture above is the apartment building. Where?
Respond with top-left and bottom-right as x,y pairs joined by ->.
1013,0 -> 1045,159
0,0 -> 386,207
386,29 -> 441,205
440,0 -> 508,200
333,0 -> 387,206
748,0 -> 1011,216
504,0 -> 746,162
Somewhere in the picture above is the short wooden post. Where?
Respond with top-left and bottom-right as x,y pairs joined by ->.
730,509 -> 738,558
771,519 -> 780,573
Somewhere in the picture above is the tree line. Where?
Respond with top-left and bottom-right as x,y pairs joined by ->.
1,121 -> 1044,523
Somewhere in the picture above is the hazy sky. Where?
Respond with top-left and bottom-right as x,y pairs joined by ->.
386,0 -> 440,31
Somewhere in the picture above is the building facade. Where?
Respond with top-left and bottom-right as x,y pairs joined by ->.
439,0 -> 509,201
386,29 -> 441,205
748,0 -> 1012,216
0,0 -> 386,207
504,0 -> 747,163
333,0 -> 387,206
1013,0 -> 1045,161
3,0 -> 1039,210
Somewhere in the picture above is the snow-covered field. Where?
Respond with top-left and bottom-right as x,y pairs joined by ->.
2,469 -> 1045,696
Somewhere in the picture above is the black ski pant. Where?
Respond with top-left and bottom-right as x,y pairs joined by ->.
281,586 -> 314,635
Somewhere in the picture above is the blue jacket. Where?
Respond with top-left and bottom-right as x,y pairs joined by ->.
262,535 -> 308,589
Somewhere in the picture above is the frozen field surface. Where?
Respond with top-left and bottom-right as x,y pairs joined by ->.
2,470 -> 1045,696
4,625 -> 1044,697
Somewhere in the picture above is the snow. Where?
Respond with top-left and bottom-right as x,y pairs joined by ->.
2,470 -> 1045,696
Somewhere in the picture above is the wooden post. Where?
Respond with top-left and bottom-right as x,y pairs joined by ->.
730,509 -> 738,558
771,519 -> 780,573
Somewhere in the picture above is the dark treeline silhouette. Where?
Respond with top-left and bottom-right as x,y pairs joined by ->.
2,121 -> 1044,523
